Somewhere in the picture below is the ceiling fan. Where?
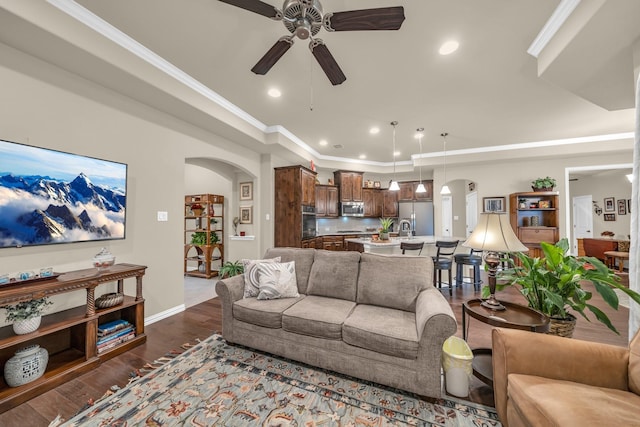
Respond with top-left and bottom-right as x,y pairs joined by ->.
219,0 -> 405,85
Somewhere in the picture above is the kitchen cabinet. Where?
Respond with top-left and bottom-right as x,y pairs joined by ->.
316,185 -> 339,217
275,165 -> 317,248
321,236 -> 344,251
333,170 -> 364,202
363,188 -> 383,217
509,191 -> 559,253
382,189 -> 398,217
398,181 -> 433,201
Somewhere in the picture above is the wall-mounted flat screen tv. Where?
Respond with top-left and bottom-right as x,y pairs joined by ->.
0,139 -> 127,248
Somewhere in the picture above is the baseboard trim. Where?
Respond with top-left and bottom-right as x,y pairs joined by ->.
145,304 -> 185,326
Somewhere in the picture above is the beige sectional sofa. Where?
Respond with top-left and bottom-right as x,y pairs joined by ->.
215,247 -> 457,397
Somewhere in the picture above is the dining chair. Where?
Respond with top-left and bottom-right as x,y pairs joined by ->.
431,240 -> 459,295
401,241 -> 424,255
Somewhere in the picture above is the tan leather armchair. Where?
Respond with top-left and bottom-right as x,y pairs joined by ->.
492,328 -> 640,426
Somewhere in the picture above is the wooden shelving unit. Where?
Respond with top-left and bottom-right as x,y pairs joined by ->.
0,263 -> 146,413
509,191 -> 560,258
184,194 -> 224,278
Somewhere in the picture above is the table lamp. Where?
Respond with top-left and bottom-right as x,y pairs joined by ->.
463,212 -> 528,310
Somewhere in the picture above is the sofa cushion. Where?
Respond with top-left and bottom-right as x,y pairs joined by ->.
242,257 -> 281,298
629,328 -> 640,394
264,248 -> 315,294
256,261 -> 299,300
356,253 -> 431,312
343,304 -> 419,359
282,295 -> 356,340
306,250 -> 361,301
233,296 -> 305,329
508,373 -> 640,426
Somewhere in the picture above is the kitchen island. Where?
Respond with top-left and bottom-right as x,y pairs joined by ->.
345,236 -> 466,256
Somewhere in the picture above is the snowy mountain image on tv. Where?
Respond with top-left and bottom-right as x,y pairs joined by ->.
0,140 -> 127,248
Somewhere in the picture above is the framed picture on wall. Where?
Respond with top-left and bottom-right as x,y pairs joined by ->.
240,182 -> 253,201
240,206 -> 253,224
483,197 -> 506,213
604,213 -> 616,221
618,199 -> 627,215
604,197 -> 615,212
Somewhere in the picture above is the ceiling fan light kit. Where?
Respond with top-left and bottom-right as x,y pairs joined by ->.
219,0 -> 405,85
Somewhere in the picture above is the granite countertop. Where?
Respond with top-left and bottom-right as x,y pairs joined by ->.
345,236 -> 460,247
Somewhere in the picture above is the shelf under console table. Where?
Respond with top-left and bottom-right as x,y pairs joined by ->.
0,263 -> 147,413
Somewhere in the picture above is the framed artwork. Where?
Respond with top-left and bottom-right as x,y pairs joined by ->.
239,206 -> 253,224
604,197 -> 615,212
604,213 -> 616,221
618,199 -> 627,215
483,197 -> 506,213
240,182 -> 253,201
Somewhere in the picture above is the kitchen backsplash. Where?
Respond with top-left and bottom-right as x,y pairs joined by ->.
317,217 -> 394,234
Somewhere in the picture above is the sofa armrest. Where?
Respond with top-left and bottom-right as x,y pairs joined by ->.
215,274 -> 245,341
415,288 -> 457,348
492,328 -> 630,424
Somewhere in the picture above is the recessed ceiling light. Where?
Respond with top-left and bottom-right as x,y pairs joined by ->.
268,88 -> 281,98
359,154 -> 366,159
369,127 -> 380,134
414,131 -> 424,139
319,139 -> 328,146
394,151 -> 400,157
439,40 -> 459,55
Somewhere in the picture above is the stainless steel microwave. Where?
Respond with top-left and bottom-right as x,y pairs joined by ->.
341,202 -> 364,217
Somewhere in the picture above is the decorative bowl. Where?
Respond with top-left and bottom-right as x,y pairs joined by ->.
92,248 -> 115,270
95,292 -> 124,309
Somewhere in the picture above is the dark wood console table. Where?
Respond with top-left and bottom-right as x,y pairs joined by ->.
0,264 -> 146,412
462,299 -> 549,387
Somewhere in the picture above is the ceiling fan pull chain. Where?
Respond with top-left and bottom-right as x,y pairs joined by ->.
309,53 -> 314,111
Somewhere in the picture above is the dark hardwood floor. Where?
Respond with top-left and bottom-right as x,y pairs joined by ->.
0,278 -> 630,426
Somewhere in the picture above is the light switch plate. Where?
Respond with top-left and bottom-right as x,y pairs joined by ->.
157,211 -> 168,222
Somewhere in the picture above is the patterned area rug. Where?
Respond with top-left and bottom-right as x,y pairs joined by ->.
58,334 -> 501,426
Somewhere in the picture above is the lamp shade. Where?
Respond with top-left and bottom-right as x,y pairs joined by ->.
415,182 -> 427,193
389,180 -> 400,191
463,213 -> 529,253
440,185 -> 451,195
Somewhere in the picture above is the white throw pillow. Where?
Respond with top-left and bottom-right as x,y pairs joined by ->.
256,261 -> 299,300
242,257 -> 281,298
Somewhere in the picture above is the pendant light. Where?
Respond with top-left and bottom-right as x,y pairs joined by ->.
440,132 -> 451,195
415,128 -> 426,193
389,121 -> 400,191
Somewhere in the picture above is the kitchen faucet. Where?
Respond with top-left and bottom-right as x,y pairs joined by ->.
398,219 -> 413,237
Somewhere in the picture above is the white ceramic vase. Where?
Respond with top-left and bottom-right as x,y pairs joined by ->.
12,315 -> 42,335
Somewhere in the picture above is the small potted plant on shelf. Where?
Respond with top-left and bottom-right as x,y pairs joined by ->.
379,217 -> 394,240
191,203 -> 204,217
531,176 -> 556,192
2,297 -> 53,335
492,238 -> 640,337
190,230 -> 219,245
218,260 -> 244,278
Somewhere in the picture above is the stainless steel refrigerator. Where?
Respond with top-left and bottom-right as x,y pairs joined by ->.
398,201 -> 434,236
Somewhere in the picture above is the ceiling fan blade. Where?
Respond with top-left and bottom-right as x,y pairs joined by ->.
323,6 -> 405,32
251,37 -> 294,75
218,0 -> 280,19
310,39 -> 346,86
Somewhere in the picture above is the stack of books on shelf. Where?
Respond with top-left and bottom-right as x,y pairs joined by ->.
97,319 -> 135,354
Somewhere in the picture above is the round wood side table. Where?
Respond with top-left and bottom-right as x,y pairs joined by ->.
462,299 -> 549,387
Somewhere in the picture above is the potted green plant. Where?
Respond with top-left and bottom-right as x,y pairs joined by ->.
218,260 -> 244,278
531,176 -> 556,192
2,297 -> 53,335
379,217 -> 394,240
190,230 -> 219,245
492,238 -> 640,336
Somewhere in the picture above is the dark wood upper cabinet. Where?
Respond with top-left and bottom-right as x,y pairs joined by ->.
382,189 -> 398,217
333,170 -> 364,202
398,180 -> 433,201
316,185 -> 338,217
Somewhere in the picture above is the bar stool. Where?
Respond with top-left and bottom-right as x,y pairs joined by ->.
455,249 -> 483,291
431,240 -> 459,295
401,241 -> 424,255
